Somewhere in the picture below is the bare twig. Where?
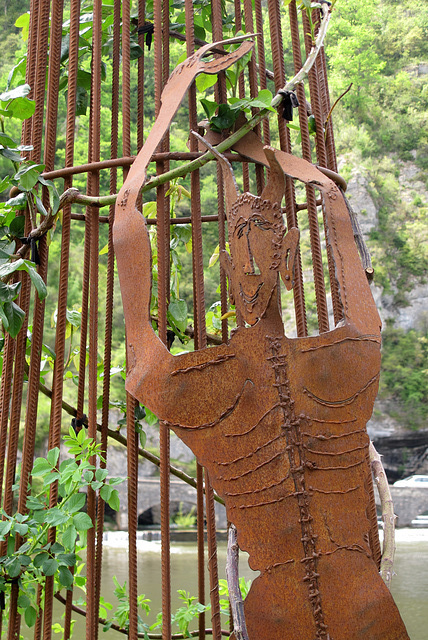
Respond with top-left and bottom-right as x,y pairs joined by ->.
226,525 -> 249,640
324,82 -> 353,129
341,189 -> 374,281
369,441 -> 396,589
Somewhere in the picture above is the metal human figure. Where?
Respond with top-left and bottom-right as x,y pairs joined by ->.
113,43 -> 409,640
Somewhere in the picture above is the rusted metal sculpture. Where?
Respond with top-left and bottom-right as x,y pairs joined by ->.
114,45 -> 409,640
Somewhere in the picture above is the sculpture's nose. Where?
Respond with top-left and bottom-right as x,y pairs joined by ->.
243,226 -> 261,275
243,230 -> 255,275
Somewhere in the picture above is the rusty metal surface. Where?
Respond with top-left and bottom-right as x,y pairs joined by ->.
114,40 -> 409,639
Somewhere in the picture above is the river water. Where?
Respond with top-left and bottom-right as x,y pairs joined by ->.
24,528 -> 428,639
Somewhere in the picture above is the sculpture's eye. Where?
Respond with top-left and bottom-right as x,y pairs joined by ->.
253,216 -> 271,230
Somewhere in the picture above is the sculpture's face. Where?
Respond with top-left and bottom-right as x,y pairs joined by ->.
228,195 -> 285,325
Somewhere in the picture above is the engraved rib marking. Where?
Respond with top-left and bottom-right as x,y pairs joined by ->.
232,491 -> 296,509
225,474 -> 290,497
217,434 -> 282,466
308,485 -> 360,495
303,373 -> 379,406
305,443 -> 368,456
171,353 -> 236,375
224,403 -> 280,437
308,417 -> 357,424
218,451 -> 283,481
263,558 -> 295,574
301,428 -> 364,439
300,335 -> 380,352
310,459 -> 365,471
164,379 -> 253,430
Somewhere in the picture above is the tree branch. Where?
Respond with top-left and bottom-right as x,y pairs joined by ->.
369,441 -> 396,589
226,525 -> 249,640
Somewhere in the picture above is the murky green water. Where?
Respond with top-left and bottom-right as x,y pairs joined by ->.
22,529 -> 428,639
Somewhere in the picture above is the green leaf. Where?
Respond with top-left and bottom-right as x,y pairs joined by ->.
139,429 -> 147,449
67,493 -> 86,514
58,552 -> 76,567
130,41 -> 144,60
6,58 -> 27,90
33,552 -> 48,568
47,447 -> 60,467
25,606 -> 37,628
24,261 -> 48,299
62,525 -> 77,549
0,281 -> 21,302
9,215 -> 26,237
42,557 -> 58,576
200,98 -> 218,121
26,496 -> 44,511
74,85 -> 89,116
14,522 -> 28,536
0,84 -> 31,102
107,489 -> 120,512
5,192 -> 27,209
0,133 -> 18,147
8,97 -> 36,121
65,308 -> 82,328
95,468 -> 108,482
1,301 -> 25,337
58,565 -> 74,588
0,147 -> 22,161
210,103 -> 240,133
31,457 -> 53,476
44,508 -> 69,527
8,557 -> 21,578
15,13 -> 30,41
99,484 -> 112,503
18,168 -> 40,191
168,299 -> 187,332
196,73 -> 218,93
72,512 -> 93,531
18,594 -> 31,608
0,175 -> 11,192
0,520 -> 12,538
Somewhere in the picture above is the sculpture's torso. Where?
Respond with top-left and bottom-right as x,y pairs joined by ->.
160,320 -> 406,640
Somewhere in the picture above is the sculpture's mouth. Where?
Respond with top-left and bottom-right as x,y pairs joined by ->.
239,281 -> 263,308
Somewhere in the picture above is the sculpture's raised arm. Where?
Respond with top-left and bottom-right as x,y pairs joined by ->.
113,38 -> 255,417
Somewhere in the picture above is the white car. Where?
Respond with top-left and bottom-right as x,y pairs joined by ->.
393,475 -> 428,487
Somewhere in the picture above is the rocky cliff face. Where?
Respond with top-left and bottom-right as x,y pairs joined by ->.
344,157 -> 428,480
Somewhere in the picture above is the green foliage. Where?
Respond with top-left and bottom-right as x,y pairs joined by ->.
327,0 -> 428,158
149,589 -> 210,638
0,428 -> 124,630
379,325 -> 428,430
171,503 -> 197,528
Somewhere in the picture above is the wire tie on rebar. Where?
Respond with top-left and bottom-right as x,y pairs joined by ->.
71,414 -> 88,432
277,90 -> 300,121
137,21 -> 154,50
